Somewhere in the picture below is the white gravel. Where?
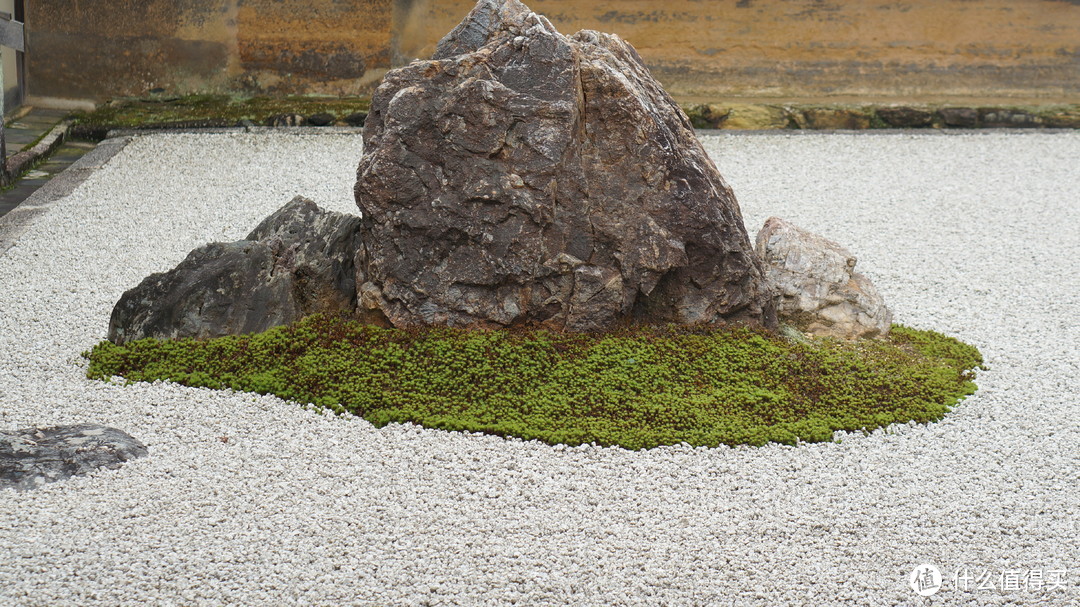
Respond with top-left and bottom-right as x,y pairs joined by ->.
1,131 -> 1077,606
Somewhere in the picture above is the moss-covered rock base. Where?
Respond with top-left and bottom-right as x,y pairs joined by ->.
85,315 -> 983,450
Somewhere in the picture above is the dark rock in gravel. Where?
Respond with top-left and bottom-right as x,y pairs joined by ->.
109,196 -> 362,343
344,111 -> 368,127
354,0 -> 776,332
978,108 -> 1042,128
266,113 -> 308,127
67,124 -> 111,142
307,112 -> 336,127
1,424 -> 148,491
938,107 -> 978,128
877,107 -> 933,128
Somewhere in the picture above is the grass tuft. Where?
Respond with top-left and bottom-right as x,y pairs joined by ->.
84,315 -> 983,450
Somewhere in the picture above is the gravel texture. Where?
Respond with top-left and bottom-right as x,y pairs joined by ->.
0,131 -> 1076,606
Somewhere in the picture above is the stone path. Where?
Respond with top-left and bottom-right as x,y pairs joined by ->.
0,108 -> 91,218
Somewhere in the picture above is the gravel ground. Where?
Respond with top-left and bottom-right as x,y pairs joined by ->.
0,131 -> 1076,606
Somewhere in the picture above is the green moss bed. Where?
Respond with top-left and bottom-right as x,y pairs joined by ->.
68,94 -> 372,139
84,315 -> 983,450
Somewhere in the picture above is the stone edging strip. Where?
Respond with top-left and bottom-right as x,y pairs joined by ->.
682,103 -> 1080,130
62,102 -> 1080,144
4,118 -> 1076,259
0,136 -> 134,259
104,125 -> 366,138
3,119 -> 73,186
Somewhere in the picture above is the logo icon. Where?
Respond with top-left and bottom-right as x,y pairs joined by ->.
910,564 -> 943,596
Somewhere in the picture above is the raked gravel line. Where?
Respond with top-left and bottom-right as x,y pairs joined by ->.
0,131 -> 1077,606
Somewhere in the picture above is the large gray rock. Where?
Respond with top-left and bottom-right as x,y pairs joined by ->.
354,0 -> 776,332
109,196 -> 361,344
1,424 -> 148,491
755,217 -> 892,339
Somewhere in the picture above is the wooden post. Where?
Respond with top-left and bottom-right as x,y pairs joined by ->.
0,10 -> 25,185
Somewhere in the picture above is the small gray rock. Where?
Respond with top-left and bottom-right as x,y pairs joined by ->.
1,424 -> 148,491
755,217 -> 892,339
978,108 -> 1042,128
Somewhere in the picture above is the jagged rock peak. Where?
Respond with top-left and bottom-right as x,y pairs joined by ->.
354,0 -> 776,332
433,0 -> 540,59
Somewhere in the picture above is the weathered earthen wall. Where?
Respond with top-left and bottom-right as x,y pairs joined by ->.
26,0 -> 1080,102
397,0 -> 1080,101
27,0 -> 393,101
234,0 -> 391,94
28,1 -> 237,101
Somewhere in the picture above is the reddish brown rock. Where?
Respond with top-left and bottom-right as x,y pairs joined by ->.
1045,111 -> 1080,129
354,0 -> 775,332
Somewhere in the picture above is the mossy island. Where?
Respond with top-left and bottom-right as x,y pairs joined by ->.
87,0 -> 984,450
86,315 -> 982,450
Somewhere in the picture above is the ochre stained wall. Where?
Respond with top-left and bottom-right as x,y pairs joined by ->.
27,1 -> 237,101
397,0 -> 1080,101
26,0 -> 1080,102
27,0 -> 393,101
235,0 -> 391,93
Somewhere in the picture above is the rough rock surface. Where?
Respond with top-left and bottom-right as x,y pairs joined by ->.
1045,110 -> 1080,129
721,104 -> 792,130
877,107 -> 933,128
307,113 -> 336,127
797,108 -> 872,130
109,196 -> 361,343
343,111 -> 368,127
939,107 -> 978,128
755,217 -> 891,339
685,104 -> 730,129
354,0 -> 775,332
979,108 -> 1042,128
1,424 -> 148,491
